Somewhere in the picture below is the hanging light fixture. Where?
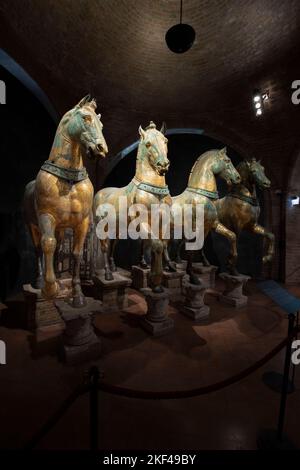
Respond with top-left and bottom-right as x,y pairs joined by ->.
165,0 -> 196,53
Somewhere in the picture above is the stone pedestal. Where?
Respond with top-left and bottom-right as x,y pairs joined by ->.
131,265 -> 150,290
23,278 -> 71,336
162,270 -> 185,299
140,288 -> 174,336
93,269 -> 132,312
181,279 -> 210,321
219,273 -> 250,308
55,297 -> 102,364
193,263 -> 218,288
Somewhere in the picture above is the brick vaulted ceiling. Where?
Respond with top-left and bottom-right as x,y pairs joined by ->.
1,0 -> 300,189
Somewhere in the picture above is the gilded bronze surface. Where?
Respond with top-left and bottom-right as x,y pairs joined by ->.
23,95 -> 108,307
93,122 -> 171,291
172,148 -> 241,282
216,158 -> 274,266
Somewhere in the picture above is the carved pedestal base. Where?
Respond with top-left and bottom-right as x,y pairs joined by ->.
162,270 -> 185,299
55,297 -> 102,364
193,263 -> 218,289
93,269 -> 132,312
131,265 -> 150,290
23,278 -> 71,337
181,279 -> 210,321
140,288 -> 173,336
219,273 -> 250,308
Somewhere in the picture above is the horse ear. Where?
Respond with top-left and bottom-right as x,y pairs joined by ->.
160,122 -> 167,135
139,125 -> 146,140
77,94 -> 91,107
97,113 -> 101,120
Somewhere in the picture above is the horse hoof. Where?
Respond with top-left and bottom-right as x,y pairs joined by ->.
139,261 -> 149,269
42,281 -> 59,299
32,276 -> 43,290
189,274 -> 200,285
152,285 -> 164,293
72,295 -> 87,308
168,262 -> 177,272
105,271 -> 114,281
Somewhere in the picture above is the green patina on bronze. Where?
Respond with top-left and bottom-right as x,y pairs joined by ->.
41,160 -> 88,183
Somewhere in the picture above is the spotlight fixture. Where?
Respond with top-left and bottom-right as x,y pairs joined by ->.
252,89 -> 269,117
291,196 -> 300,206
165,0 -> 196,53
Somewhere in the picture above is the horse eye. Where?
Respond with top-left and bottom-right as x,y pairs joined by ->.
146,141 -> 151,148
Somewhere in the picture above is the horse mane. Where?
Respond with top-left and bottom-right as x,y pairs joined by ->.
189,149 -> 219,177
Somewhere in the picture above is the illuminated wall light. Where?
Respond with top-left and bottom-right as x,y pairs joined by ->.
291,196 -> 300,206
256,108 -> 262,116
253,89 -> 269,117
255,102 -> 261,109
253,95 -> 261,102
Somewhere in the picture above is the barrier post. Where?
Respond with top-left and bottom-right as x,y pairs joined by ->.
277,313 -> 295,442
89,366 -> 99,451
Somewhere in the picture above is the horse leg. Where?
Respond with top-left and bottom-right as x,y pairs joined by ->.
186,246 -> 200,285
175,239 -> 184,264
109,239 -> 117,272
214,222 -> 238,275
249,223 -> 275,263
200,248 -> 210,267
149,239 -> 164,293
71,216 -> 89,307
100,239 -> 114,281
139,240 -> 149,269
163,241 -> 176,272
39,213 -> 59,298
54,228 -> 64,278
29,223 -> 43,290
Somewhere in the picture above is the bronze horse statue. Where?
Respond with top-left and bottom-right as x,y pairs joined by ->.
215,158 -> 274,270
23,95 -> 108,307
94,121 -> 172,292
172,148 -> 241,283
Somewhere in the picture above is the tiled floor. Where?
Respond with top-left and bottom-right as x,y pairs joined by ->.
0,280 -> 299,450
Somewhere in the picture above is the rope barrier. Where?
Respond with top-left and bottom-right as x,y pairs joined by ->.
25,383 -> 89,450
97,331 -> 296,399
25,325 -> 299,448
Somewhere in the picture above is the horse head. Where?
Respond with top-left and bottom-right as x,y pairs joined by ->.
59,94 -> 108,160
243,158 -> 271,189
214,147 -> 241,185
138,121 -> 169,176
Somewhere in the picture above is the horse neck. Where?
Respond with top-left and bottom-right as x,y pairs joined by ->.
188,156 -> 217,192
49,128 -> 83,169
134,146 -> 166,187
234,165 -> 256,197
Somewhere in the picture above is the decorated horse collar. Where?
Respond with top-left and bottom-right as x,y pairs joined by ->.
186,186 -> 219,200
229,192 -> 259,206
132,176 -> 170,197
41,160 -> 88,184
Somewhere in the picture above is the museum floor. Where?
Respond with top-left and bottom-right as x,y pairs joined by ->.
0,280 -> 299,450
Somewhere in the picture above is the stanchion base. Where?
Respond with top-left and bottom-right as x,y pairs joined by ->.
257,428 -> 297,450
262,371 -> 295,394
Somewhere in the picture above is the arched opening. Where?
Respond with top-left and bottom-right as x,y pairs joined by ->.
103,130 -> 265,277
0,51 -> 57,301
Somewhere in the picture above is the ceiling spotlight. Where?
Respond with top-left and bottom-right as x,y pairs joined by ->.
291,196 -> 300,206
255,102 -> 261,109
256,108 -> 262,116
253,95 -> 261,102
165,0 -> 196,53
